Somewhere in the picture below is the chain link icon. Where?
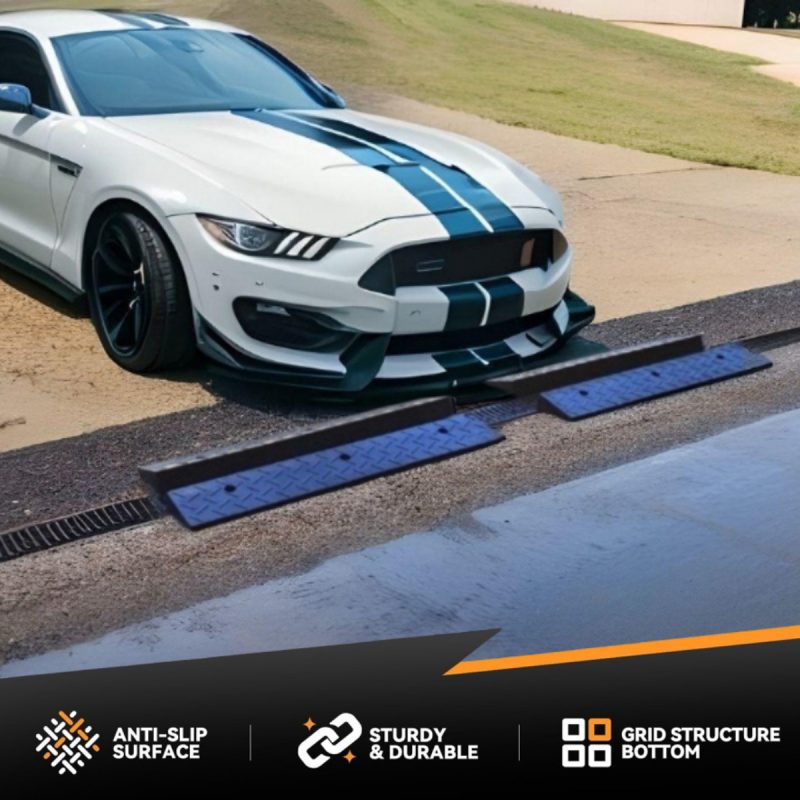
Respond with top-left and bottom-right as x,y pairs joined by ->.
298,713 -> 362,769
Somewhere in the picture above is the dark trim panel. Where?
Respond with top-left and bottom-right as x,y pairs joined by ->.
52,154 -> 83,177
0,243 -> 84,302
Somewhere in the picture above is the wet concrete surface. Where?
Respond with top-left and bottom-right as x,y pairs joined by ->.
4,405 -> 798,677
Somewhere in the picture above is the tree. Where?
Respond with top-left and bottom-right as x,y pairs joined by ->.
743,0 -> 800,27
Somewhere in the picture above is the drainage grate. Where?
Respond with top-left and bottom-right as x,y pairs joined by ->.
0,497 -> 160,563
467,397 -> 539,427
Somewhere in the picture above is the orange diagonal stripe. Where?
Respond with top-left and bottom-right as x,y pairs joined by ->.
58,710 -> 73,725
446,624 -> 800,675
54,737 -> 65,748
70,718 -> 85,733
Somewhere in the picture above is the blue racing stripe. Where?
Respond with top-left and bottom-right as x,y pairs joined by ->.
292,113 -> 524,233
481,276 -> 525,325
234,109 -> 486,237
236,110 -> 392,167
439,282 -> 487,331
382,165 -> 488,235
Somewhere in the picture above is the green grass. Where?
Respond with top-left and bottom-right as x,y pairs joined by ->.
4,0 -> 800,174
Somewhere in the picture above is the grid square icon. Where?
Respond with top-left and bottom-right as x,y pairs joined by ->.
561,718 -> 585,742
561,717 -> 612,768
588,744 -> 612,768
562,743 -> 586,768
588,717 -> 612,742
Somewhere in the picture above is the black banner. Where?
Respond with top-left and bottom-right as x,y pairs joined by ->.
2,630 -> 797,786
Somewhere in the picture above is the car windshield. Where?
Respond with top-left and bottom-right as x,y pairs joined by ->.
52,28 -> 338,116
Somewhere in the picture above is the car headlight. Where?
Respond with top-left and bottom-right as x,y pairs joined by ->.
198,216 -> 336,260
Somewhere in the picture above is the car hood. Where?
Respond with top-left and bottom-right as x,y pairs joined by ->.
107,109 -> 551,238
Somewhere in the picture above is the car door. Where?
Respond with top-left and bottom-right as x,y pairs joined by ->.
0,32 -> 62,268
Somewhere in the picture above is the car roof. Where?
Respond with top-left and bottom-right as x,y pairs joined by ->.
0,8 -> 238,39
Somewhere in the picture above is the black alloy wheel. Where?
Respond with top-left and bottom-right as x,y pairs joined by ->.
93,215 -> 149,357
88,209 -> 195,372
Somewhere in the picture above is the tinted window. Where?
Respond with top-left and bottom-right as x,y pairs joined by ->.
52,28 -> 338,116
0,33 -> 60,109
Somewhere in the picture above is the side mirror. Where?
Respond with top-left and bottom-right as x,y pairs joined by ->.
0,83 -> 33,114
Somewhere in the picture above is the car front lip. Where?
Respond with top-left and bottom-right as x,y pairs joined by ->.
196,289 -> 596,395
166,207 -> 590,393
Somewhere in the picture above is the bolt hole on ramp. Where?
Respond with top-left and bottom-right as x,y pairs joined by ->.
166,414 -> 502,529
538,343 -> 771,420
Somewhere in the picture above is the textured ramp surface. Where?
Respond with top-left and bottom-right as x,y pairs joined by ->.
168,414 -> 502,528
541,343 -> 770,419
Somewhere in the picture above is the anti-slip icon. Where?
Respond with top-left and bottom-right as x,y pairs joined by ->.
298,713 -> 362,769
35,710 -> 100,775
562,717 -> 612,768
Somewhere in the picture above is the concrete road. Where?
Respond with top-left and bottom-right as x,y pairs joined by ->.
618,22 -> 800,87
618,23 -> 800,63
5,404 -> 799,677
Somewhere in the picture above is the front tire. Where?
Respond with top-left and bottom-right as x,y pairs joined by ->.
87,209 -> 195,373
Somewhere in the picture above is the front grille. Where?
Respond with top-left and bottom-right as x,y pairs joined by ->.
360,229 -> 554,292
386,306 -> 556,355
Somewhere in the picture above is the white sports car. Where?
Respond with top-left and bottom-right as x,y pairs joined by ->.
0,9 -> 593,393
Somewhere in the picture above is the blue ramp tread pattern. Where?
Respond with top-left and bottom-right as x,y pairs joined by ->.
540,343 -> 771,420
168,414 -> 502,529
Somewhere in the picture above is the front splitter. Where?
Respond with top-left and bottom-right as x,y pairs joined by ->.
200,290 -> 597,397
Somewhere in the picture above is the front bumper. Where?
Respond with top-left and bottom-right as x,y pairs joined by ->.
198,288 -> 594,394
167,209 -> 595,393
